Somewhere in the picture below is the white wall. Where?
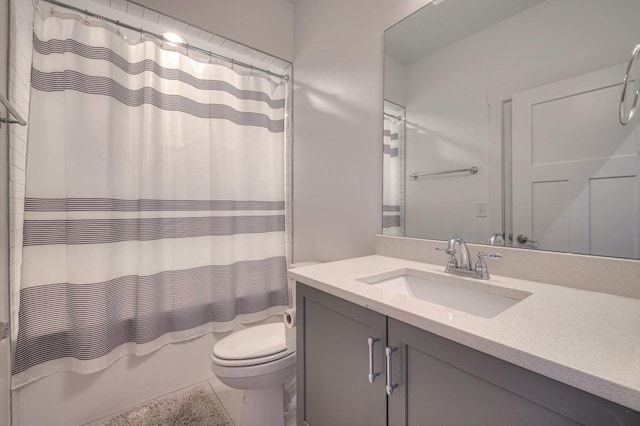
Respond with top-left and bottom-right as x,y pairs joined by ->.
402,0 -> 640,244
8,0 -> 31,345
13,335 -> 215,426
133,0 -> 294,61
292,0 -> 430,263
0,1 -> 11,423
7,4 -> 32,423
383,55 -> 406,107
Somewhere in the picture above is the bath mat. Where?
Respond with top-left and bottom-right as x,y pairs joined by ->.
93,383 -> 234,426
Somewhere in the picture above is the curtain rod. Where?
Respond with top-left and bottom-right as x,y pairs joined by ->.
384,112 -> 404,121
41,0 -> 290,82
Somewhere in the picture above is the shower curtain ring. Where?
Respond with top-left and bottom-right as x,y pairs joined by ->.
250,65 -> 254,76
84,9 -> 89,25
186,42 -> 189,57
139,28 -> 144,43
208,51 -> 212,63
50,2 -> 54,15
115,20 -> 121,36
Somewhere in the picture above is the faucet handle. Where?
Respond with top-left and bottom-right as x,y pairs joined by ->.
435,241 -> 455,255
477,252 -> 502,260
436,245 -> 458,269
475,252 -> 502,279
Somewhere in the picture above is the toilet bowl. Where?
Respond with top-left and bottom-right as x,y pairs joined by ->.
211,322 -> 295,426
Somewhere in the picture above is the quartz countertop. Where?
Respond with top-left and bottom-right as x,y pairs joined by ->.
288,255 -> 640,411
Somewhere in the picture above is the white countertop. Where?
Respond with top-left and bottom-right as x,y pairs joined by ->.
289,255 -> 640,411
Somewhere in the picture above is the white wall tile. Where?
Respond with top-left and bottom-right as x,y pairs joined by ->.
156,14 -> 174,30
184,26 -> 201,39
109,0 -> 127,13
210,35 -> 227,47
125,2 -> 144,19
198,31 -> 214,43
8,0 -> 33,378
170,20 -> 188,34
141,8 -> 159,24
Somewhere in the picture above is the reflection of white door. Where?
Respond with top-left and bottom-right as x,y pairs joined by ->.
1,0 -> 11,423
512,64 -> 640,258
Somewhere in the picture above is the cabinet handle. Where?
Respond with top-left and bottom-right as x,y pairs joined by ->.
367,337 -> 380,383
385,346 -> 398,395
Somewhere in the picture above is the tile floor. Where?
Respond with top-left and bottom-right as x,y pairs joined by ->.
92,375 -> 296,426
207,375 -> 244,425
207,375 -> 296,426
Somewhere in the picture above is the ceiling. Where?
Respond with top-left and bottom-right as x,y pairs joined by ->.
385,0 -> 546,65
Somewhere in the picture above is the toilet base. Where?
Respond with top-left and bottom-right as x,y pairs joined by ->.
242,384 -> 284,426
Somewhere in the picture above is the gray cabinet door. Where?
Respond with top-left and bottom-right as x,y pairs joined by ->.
387,318 -> 640,426
297,284 -> 387,426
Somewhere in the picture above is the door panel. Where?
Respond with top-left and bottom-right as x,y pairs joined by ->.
590,176 -> 638,256
297,284 -> 386,426
387,318 -> 639,425
512,64 -> 640,257
531,180 -> 569,252
387,319 -> 579,425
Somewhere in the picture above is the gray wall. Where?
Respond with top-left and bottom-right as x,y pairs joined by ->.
292,0 -> 431,262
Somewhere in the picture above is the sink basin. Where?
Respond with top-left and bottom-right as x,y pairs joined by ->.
358,269 -> 531,318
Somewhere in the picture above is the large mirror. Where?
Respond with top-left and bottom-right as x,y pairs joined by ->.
383,0 -> 640,259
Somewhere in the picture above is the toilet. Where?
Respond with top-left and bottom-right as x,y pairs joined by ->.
210,262 -> 318,426
211,322 -> 296,426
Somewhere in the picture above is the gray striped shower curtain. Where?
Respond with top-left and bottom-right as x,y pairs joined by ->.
12,12 -> 289,388
383,115 -> 404,236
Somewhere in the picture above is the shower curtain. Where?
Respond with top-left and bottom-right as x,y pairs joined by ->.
12,12 -> 289,388
383,113 -> 405,236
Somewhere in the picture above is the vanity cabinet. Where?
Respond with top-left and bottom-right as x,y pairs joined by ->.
297,283 -> 640,426
296,284 -> 386,426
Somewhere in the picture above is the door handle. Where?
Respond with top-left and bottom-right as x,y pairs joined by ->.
367,337 -> 380,383
516,234 -> 538,244
385,346 -> 398,395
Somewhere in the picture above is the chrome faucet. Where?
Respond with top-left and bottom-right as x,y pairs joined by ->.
436,236 -> 502,279
487,233 -> 505,246
450,237 -> 472,270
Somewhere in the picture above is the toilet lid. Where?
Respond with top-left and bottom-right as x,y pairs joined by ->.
214,323 -> 287,360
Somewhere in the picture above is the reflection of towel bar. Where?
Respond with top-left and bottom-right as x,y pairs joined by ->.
410,166 -> 478,180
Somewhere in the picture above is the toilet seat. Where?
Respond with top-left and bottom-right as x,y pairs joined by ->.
212,323 -> 293,367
